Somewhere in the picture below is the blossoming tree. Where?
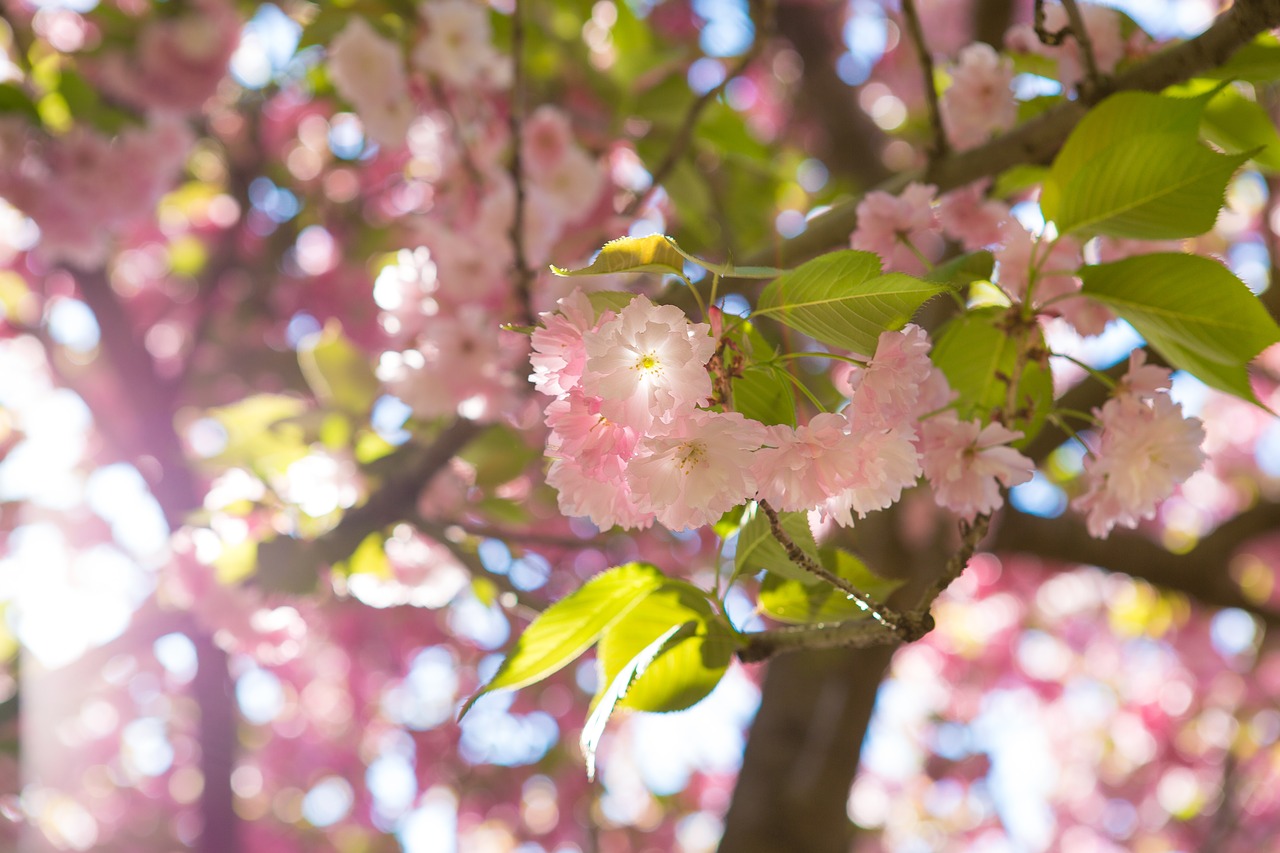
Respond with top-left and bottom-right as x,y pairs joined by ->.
2,0 -> 1280,851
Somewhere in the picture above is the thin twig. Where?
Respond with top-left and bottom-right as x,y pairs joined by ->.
1060,0 -> 1105,96
620,0 -> 771,219
757,500 -> 910,638
900,0 -> 948,159
508,0 -> 533,325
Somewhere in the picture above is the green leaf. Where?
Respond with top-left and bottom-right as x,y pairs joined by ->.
1198,84 -> 1280,172
208,394 -> 310,475
1042,89 -> 1250,238
553,234 -> 687,278
339,532 -> 391,579
298,320 -> 380,416
0,83 -> 39,124
732,364 -> 795,426
596,582 -> 737,713
1050,133 -> 1250,238
757,251 -> 948,356
460,562 -> 666,718
928,251 -> 995,289
459,425 -> 538,488
1199,35 -> 1280,82
733,503 -> 819,582
553,234 -> 783,281
581,621 -> 691,781
993,164 -> 1048,198
585,291 -> 640,316
759,549 -> 903,624
1079,253 -> 1280,404
931,308 -> 1054,441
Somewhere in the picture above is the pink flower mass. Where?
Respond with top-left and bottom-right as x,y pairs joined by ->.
0,2 -> 1273,852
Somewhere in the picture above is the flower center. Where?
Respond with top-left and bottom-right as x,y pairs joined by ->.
676,440 -> 707,472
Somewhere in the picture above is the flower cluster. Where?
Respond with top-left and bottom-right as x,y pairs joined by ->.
1074,352 -> 1206,536
532,293 -> 1036,533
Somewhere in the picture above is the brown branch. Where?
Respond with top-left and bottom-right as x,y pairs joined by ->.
900,0 -> 948,159
1060,0 -> 1105,97
737,0 -> 1280,271
993,503 -> 1280,627
757,500 -> 909,637
508,0 -> 533,326
255,419 -> 483,593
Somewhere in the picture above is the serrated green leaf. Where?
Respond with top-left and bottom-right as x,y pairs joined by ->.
1051,133 -> 1250,238
581,621 -> 690,781
552,234 -> 687,278
460,562 -> 666,718
757,251 -> 948,356
759,549 -> 903,624
932,308 -> 1053,441
732,364 -> 795,426
713,505 -> 747,538
733,503 -> 819,582
1079,253 -> 1280,404
596,582 -> 737,713
1044,92 -> 1211,220
298,321 -> 380,416
1041,89 -> 1250,238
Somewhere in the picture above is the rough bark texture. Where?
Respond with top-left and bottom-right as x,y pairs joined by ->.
718,647 -> 895,853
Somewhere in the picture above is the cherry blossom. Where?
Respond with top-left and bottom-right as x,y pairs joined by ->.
581,295 -> 715,431
1074,394 -> 1207,537
940,43 -> 1017,149
850,183 -> 944,275
919,415 -> 1034,520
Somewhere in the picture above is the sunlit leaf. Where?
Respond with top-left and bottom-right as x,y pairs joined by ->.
460,562 -> 667,718
596,581 -> 737,713
1079,253 -> 1280,404
757,251 -> 948,356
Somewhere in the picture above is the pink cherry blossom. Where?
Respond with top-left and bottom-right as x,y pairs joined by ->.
326,17 -> 414,146
1074,394 -> 1207,537
938,181 -> 1010,250
919,415 -> 1034,521
752,413 -> 865,512
1116,349 -> 1171,401
581,294 -> 715,431
850,183 -> 943,275
940,43 -> 1016,149
522,105 -> 575,174
546,457 -> 654,531
820,425 -> 922,526
414,0 -> 502,88
626,410 -> 768,531
529,288 -> 601,398
545,388 -> 639,478
845,324 -> 944,430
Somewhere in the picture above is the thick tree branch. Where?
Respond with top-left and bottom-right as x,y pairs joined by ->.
255,419 -> 483,592
994,503 -> 1280,627
740,0 -> 1280,270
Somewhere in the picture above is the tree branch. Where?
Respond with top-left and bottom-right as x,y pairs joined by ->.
993,503 -> 1280,627
738,0 -> 1280,270
900,0 -> 948,159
